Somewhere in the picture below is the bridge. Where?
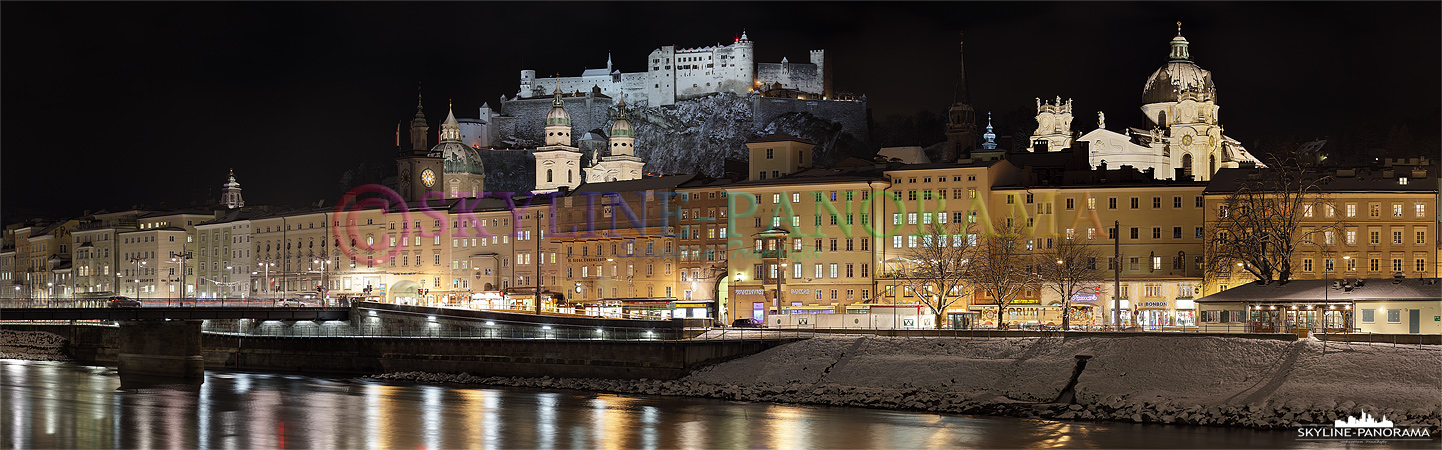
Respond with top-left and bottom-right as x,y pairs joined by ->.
0,306 -> 349,321
1,298 -> 353,379
0,298 -> 350,321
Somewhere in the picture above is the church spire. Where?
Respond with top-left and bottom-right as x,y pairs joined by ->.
953,31 -> 970,105
982,112 -> 997,150
409,87 -> 429,151
552,77 -> 565,107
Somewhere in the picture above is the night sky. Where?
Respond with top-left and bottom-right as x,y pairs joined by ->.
3,2 -> 1438,222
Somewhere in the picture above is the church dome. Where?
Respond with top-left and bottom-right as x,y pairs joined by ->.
545,84 -> 571,126
1142,24 -> 1214,104
546,104 -> 571,125
1142,61 -> 1214,104
610,117 -> 634,137
610,95 -> 634,137
434,142 -> 486,176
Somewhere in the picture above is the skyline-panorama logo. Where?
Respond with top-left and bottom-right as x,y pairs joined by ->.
1297,410 -> 1434,444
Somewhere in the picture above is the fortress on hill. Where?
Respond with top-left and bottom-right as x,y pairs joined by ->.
516,31 -> 832,107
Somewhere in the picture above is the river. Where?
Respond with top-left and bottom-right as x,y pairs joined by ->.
0,359 -> 1406,449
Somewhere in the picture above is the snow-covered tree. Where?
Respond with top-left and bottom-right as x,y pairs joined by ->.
1035,236 -> 1105,330
895,222 -> 976,329
964,219 -> 1038,329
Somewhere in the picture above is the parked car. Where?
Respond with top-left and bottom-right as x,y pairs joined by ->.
277,299 -> 307,307
731,318 -> 764,328
107,296 -> 141,308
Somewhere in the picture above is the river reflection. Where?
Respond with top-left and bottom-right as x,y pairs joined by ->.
1,359 -> 1418,449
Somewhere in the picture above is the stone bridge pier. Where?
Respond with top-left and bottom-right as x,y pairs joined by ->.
117,320 -> 204,380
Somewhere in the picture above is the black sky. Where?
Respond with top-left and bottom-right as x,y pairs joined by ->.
3,2 -> 1438,222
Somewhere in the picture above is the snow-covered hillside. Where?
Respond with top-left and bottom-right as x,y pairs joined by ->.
627,93 -> 871,177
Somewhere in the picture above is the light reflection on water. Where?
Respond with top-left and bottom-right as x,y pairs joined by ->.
0,359 -> 1422,449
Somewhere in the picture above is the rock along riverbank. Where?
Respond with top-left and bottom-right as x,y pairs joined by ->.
372,334 -> 1442,430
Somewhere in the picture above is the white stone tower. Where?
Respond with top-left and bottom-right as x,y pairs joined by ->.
534,84 -> 582,192
587,96 -> 645,183
221,169 -> 244,209
1031,96 -> 1074,151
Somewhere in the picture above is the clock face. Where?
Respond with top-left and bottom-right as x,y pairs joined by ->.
401,169 -> 411,181
421,169 -> 436,187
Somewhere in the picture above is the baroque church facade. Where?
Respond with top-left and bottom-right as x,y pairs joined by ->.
397,86 -> 647,200
1068,23 -> 1262,181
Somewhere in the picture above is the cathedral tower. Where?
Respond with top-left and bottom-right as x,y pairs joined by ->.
221,169 -> 244,209
535,85 -> 583,192
587,96 -> 645,183
944,32 -> 979,162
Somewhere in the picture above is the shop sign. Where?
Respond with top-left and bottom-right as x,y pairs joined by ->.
734,289 -> 766,296
1139,301 -> 1168,308
789,288 -> 811,295
1071,293 -> 1098,303
1011,298 -> 1040,304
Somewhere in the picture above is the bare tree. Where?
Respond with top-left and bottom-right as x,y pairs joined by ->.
964,219 -> 1037,329
1036,236 -> 1105,330
896,221 -> 976,329
1205,151 -> 1341,285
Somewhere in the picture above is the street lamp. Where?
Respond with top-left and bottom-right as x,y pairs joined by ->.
252,261 -> 276,299
313,258 -> 330,303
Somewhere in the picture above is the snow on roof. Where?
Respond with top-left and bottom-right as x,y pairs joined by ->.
1197,278 -> 1442,303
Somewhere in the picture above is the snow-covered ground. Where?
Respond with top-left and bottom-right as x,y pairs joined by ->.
374,335 -> 1441,430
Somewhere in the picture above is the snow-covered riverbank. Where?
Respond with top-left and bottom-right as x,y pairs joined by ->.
0,330 -> 70,361
373,335 -> 1441,430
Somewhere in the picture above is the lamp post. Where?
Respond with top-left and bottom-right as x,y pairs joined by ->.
313,258 -> 330,304
128,257 -> 146,298
168,251 -> 192,301
252,261 -> 275,300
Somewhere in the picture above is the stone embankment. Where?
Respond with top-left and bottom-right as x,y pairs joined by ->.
373,335 -> 1442,430
1,330 -> 70,361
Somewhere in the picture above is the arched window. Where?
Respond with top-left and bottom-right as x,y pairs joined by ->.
546,169 -> 553,182
568,170 -> 573,183
1209,155 -> 1216,176
1182,153 -> 1193,178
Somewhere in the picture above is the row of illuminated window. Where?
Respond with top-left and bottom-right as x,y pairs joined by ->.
759,214 -> 872,228
894,175 -> 979,184
1300,257 -> 1428,274
751,262 -> 871,280
759,190 -> 874,204
569,263 -> 673,278
761,237 -> 871,252
1313,229 -> 1427,246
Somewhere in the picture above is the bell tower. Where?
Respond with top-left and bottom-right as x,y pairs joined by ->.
944,32 -> 979,162
397,91 -> 443,202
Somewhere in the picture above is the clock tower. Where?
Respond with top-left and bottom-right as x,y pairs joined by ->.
397,96 -> 444,203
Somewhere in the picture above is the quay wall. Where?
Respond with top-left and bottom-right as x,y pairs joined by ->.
2,324 -> 789,380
